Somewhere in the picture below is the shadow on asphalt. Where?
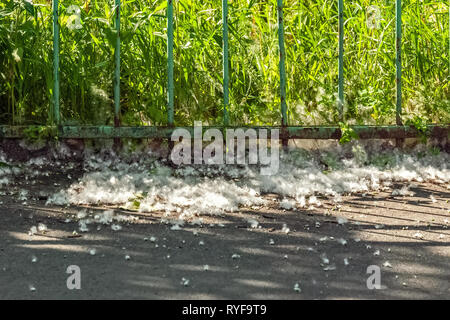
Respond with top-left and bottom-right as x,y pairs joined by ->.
1,185 -> 449,299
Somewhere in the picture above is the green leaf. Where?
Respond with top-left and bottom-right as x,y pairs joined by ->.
23,0 -> 34,15
339,122 -> 359,145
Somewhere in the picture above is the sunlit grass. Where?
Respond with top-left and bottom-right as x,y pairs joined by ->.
0,0 -> 449,126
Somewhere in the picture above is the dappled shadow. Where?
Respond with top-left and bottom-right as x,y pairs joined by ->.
1,181 -> 449,299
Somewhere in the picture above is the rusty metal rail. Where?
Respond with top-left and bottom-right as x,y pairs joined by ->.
1,125 -> 448,140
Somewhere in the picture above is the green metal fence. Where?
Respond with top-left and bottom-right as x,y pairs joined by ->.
0,0 -> 449,142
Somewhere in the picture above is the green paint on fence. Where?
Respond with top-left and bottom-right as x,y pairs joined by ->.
338,0 -> 344,121
222,0 -> 230,126
396,0 -> 402,125
277,0 -> 287,127
114,0 -> 121,127
52,0 -> 60,125
0,125 -> 448,140
167,0 -> 174,126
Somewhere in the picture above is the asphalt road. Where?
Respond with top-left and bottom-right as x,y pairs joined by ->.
0,182 -> 449,299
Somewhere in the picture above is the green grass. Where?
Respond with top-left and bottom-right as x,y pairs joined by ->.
0,0 -> 449,127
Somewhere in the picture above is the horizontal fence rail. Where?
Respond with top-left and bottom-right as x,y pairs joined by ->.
2,0 -> 449,141
1,125 -> 449,140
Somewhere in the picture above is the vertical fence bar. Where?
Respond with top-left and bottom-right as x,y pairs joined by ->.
114,0 -> 121,128
277,0 -> 287,126
167,0 -> 174,126
222,0 -> 230,126
113,0 -> 121,148
52,0 -> 60,125
277,0 -> 288,148
395,0 -> 402,126
338,0 -> 344,121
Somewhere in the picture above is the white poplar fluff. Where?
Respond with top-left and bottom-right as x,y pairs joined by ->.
37,144 -> 449,221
